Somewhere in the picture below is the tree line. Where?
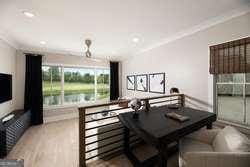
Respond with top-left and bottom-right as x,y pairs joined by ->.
42,67 -> 109,84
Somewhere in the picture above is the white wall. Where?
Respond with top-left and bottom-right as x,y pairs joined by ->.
122,12 -> 250,112
15,53 -> 25,110
0,39 -> 17,118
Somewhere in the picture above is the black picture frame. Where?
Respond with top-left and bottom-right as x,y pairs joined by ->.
149,73 -> 165,94
136,74 -> 148,92
127,75 -> 135,90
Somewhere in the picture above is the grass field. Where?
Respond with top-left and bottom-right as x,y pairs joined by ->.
43,81 -> 109,96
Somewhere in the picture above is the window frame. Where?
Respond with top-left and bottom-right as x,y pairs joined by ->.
42,64 -> 110,109
95,68 -> 111,101
214,74 -> 249,126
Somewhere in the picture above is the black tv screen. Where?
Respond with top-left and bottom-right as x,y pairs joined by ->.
0,73 -> 12,103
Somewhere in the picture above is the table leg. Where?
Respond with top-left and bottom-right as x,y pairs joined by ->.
207,122 -> 213,129
123,127 -> 142,166
124,127 -> 130,154
158,144 -> 168,167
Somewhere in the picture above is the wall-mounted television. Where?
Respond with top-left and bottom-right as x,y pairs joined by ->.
0,73 -> 12,103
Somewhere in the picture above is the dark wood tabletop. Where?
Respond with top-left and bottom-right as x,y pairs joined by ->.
118,105 -> 216,167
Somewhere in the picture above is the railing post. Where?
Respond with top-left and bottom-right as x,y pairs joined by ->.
145,99 -> 150,111
79,108 -> 86,167
180,94 -> 185,107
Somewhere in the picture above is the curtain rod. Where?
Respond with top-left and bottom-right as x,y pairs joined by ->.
23,52 -> 45,57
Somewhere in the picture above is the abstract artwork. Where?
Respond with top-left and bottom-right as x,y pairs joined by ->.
136,75 -> 148,92
127,75 -> 135,90
149,73 -> 165,94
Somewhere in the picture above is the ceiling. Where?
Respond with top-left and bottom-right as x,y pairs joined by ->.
0,0 -> 250,60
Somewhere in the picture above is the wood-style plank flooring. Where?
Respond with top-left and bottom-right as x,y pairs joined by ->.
7,119 -> 178,167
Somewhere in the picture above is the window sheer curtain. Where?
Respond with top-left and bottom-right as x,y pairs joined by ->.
24,54 -> 43,125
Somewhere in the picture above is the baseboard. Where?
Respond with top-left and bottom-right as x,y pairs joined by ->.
43,106 -> 79,123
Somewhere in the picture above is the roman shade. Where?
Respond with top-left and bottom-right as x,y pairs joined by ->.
209,37 -> 250,74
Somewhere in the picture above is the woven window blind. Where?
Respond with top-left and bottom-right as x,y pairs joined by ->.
209,37 -> 250,74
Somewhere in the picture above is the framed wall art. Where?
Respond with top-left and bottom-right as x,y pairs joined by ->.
127,75 -> 135,90
149,73 -> 165,94
136,74 -> 148,92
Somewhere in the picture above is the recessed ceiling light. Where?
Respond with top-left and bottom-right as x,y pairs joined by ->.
22,11 -> 35,18
133,38 -> 139,43
40,41 -> 46,45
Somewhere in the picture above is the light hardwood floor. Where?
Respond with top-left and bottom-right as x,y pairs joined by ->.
7,119 -> 178,167
7,119 -> 79,167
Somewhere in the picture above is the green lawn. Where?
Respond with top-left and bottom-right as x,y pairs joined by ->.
43,81 -> 109,96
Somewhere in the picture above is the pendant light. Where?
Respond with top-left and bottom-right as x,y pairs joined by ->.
85,39 -> 92,58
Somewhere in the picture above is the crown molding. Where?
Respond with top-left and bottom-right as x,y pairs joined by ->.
137,5 -> 250,55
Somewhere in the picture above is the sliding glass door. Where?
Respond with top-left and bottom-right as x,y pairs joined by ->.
216,73 -> 250,125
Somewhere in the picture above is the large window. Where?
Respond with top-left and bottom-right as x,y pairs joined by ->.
64,68 -> 95,104
215,74 -> 250,125
42,66 -> 110,107
42,66 -> 62,106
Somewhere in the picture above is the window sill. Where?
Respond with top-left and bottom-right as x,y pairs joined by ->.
215,119 -> 250,134
43,99 -> 110,111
